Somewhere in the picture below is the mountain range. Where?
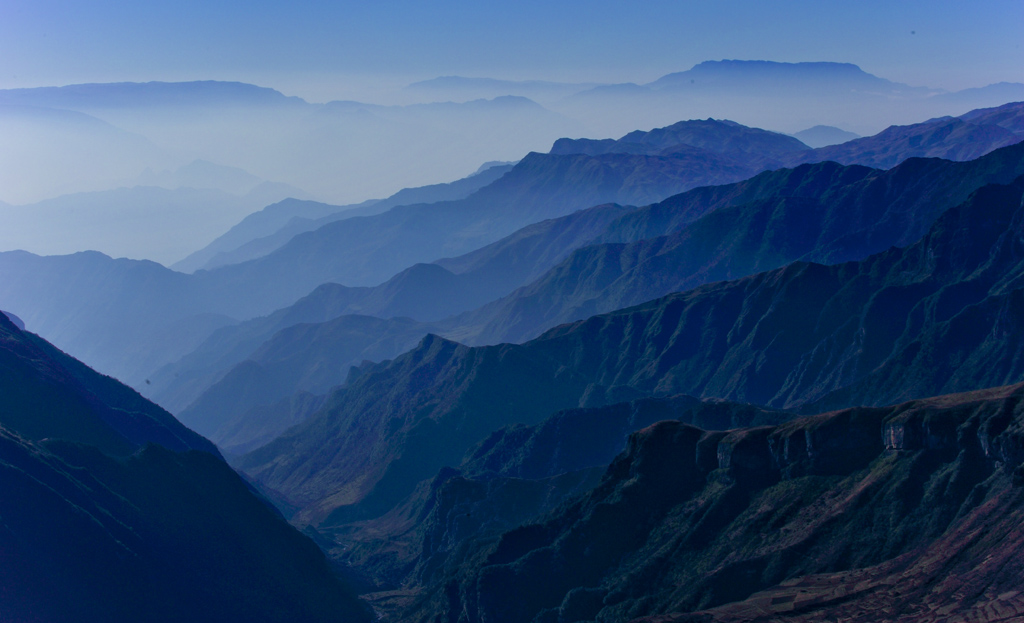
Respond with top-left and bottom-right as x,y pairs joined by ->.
224,168 -> 1024,623
0,116 -> 815,389
235,172 -> 1024,530
0,181 -> 307,265
556,60 -> 1024,138
406,62 -> 1024,137
0,82 -> 581,207
166,116 -> 1024,454
173,161 -> 516,273
5,60 -> 1024,210
8,78 -> 1024,622
0,103 -> 1017,419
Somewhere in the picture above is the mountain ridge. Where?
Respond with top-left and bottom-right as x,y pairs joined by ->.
237,173 -> 1024,528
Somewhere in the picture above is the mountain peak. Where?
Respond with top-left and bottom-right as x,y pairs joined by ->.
647,59 -> 920,94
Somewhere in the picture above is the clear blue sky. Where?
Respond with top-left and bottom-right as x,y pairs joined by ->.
1,0 -> 1021,101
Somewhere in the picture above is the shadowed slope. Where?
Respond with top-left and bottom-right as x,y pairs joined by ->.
0,312 -> 217,456
0,313 -> 372,622
0,433 -> 372,623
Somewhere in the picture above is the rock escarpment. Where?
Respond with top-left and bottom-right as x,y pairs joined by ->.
412,383 -> 1024,623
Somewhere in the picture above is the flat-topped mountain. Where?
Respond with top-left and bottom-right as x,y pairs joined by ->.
648,60 -> 927,94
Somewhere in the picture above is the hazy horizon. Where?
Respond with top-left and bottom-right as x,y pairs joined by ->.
3,1 -> 1022,103
2,0 -> 1023,264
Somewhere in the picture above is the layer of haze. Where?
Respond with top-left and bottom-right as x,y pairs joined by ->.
1,0 -> 1022,265
3,0 -> 1022,99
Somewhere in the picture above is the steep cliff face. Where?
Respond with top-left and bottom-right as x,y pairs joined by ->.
322,395 -> 788,604
462,396 -> 786,482
413,383 -> 1024,623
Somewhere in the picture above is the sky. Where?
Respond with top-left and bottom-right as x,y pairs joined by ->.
1,0 -> 1022,103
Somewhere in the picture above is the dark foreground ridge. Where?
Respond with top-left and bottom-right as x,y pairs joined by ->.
0,315 -> 372,623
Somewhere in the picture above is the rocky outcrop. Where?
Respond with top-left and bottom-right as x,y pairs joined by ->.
406,382 -> 1024,623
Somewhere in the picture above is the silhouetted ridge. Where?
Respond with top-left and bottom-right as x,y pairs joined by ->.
154,203 -> 634,440
0,312 -> 217,457
0,312 -> 372,622
790,115 -> 1024,169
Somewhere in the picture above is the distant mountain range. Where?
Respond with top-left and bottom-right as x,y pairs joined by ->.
0,116 -> 811,389
406,61 -> 1024,120
0,82 -> 581,207
0,181 -> 307,265
555,61 -> 1024,138
4,60 -> 1023,208
0,80 -> 306,110
173,161 -> 515,273
404,76 -> 602,105
155,108 -> 1024,454
0,103 -> 170,203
